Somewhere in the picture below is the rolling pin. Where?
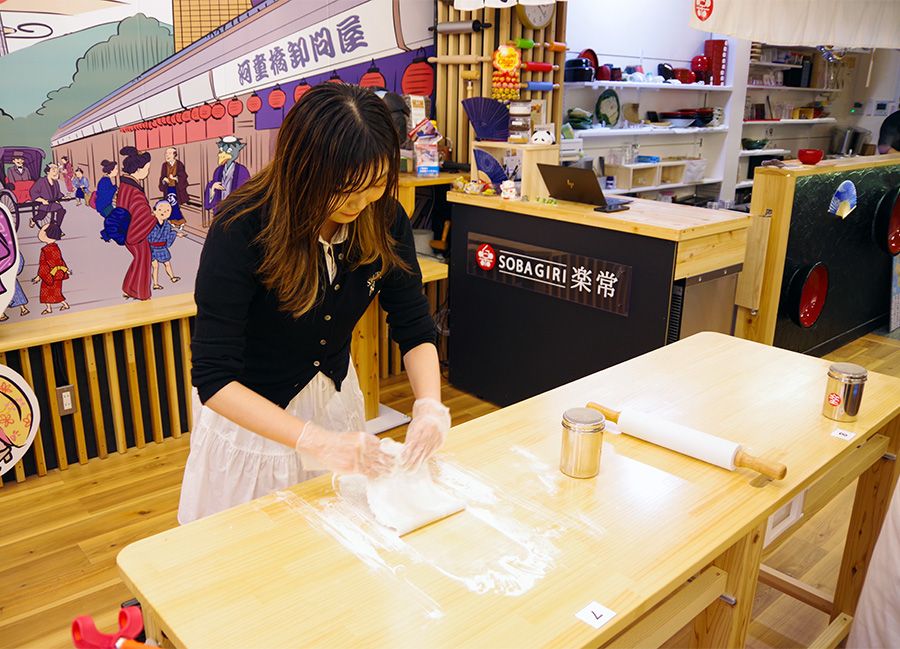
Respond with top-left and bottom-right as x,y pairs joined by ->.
586,402 -> 787,480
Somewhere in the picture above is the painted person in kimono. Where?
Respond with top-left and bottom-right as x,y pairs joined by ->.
158,147 -> 188,228
149,200 -> 186,290
59,156 -> 75,196
95,159 -> 118,217
29,163 -> 66,234
117,147 -> 157,301
1,254 -> 30,321
204,136 -> 250,213
73,168 -> 89,206
31,222 -> 69,314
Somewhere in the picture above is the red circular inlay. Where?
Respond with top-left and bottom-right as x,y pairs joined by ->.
827,392 -> 842,407
798,263 -> 828,328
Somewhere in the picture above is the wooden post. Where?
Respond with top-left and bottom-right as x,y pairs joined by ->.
832,415 -> 900,619
692,522 -> 766,648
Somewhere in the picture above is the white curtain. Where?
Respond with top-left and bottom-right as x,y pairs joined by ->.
689,0 -> 900,48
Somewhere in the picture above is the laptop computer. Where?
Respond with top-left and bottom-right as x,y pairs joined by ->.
537,164 -> 632,212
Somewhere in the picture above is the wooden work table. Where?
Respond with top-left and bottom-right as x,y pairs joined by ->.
118,332 -> 900,648
447,192 -> 750,405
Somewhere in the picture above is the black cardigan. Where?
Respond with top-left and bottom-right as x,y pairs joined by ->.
191,203 -> 436,407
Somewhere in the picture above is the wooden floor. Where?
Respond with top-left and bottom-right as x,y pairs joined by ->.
1,332 -> 899,648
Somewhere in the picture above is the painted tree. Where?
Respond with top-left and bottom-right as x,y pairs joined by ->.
0,14 -> 173,154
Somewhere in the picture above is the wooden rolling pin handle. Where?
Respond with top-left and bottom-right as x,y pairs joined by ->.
585,402 -> 621,424
734,449 -> 787,481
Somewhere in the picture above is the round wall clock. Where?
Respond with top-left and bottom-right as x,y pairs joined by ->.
516,4 -> 555,30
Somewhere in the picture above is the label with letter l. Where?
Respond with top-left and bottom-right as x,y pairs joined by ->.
575,601 -> 616,630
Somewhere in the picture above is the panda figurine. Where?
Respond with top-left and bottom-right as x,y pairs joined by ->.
530,129 -> 555,145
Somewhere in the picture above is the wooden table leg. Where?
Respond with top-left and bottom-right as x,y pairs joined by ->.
692,522 -> 766,648
832,415 -> 900,619
140,600 -> 174,648
351,300 -> 380,420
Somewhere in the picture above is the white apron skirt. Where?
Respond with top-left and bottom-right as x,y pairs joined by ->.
177,363 -> 366,524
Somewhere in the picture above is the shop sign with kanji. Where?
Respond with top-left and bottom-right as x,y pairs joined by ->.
467,232 -> 632,316
211,0 -> 429,97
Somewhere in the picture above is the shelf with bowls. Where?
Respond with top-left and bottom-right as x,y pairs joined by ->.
739,148 -> 791,157
565,81 -> 733,92
577,125 -> 728,138
746,86 -> 841,93
735,179 -> 754,189
749,61 -> 802,70
605,177 -> 724,196
743,118 -> 837,126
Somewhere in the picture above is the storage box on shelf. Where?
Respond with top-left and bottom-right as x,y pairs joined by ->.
604,159 -> 707,191
470,141 -> 559,200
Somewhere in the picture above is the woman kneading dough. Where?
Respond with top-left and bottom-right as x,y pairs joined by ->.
178,84 -> 449,523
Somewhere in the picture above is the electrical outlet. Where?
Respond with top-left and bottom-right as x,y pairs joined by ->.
56,385 -> 77,415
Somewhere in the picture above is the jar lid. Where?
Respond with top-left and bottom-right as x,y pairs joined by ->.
562,407 -> 605,433
828,362 -> 868,382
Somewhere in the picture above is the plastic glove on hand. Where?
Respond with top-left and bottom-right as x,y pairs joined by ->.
400,398 -> 451,472
295,422 -> 394,478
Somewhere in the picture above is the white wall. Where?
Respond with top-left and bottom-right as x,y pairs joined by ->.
849,48 -> 900,144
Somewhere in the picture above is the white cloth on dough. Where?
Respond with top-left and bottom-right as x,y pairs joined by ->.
364,439 -> 465,535
847,480 -> 900,649
177,362 -> 366,524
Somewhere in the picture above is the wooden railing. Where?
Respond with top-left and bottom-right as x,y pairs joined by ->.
0,264 -> 448,487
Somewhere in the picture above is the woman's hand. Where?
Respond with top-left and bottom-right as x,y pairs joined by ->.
400,398 -> 451,472
295,422 -> 394,478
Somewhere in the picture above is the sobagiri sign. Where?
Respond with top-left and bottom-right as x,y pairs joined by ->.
467,233 -> 633,316
211,0 -> 432,97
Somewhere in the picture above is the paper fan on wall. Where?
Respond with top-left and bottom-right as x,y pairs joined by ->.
829,180 -> 857,219
473,150 -> 508,185
461,97 -> 509,141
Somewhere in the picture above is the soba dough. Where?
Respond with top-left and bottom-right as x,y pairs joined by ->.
365,439 -> 465,535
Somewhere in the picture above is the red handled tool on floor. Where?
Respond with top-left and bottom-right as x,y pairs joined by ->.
72,606 -> 150,649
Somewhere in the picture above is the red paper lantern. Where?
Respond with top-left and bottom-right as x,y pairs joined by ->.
293,81 -> 311,102
211,102 -> 226,119
359,60 -> 386,88
227,97 -> 243,117
182,109 -> 192,122
402,51 -> 435,96
247,93 -> 262,113
268,85 -> 286,109
174,112 -> 183,124
191,107 -> 201,121
327,71 -> 343,84
199,104 -> 213,120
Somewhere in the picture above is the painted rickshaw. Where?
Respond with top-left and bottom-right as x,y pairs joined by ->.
0,146 -> 47,230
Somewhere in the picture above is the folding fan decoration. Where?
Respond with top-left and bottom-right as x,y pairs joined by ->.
461,97 -> 510,141
473,149 -> 509,186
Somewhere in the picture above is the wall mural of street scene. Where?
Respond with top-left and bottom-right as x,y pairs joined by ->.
0,0 -> 434,321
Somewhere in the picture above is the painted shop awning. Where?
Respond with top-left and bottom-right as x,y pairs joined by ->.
52,0 -> 431,146
689,0 -> 900,48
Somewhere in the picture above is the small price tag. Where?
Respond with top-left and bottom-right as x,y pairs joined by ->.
832,428 -> 856,441
575,601 -> 616,630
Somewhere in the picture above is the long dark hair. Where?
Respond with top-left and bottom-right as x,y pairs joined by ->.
120,146 -> 150,174
101,159 -> 117,174
218,83 -> 404,317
